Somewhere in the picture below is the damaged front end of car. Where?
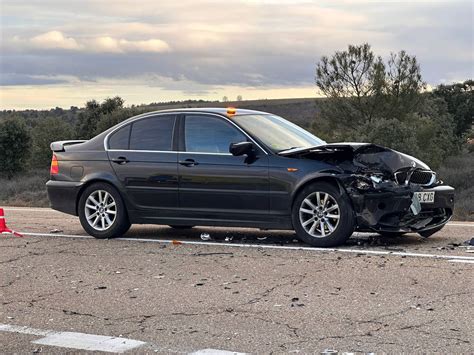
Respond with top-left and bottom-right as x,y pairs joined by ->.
282,143 -> 455,237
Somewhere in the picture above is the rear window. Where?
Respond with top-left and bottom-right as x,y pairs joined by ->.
108,125 -> 130,150
129,115 -> 175,151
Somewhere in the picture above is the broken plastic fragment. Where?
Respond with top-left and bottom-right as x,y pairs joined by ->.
257,236 -> 267,240
200,233 -> 211,241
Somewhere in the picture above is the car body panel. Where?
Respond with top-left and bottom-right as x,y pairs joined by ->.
46,107 -> 455,236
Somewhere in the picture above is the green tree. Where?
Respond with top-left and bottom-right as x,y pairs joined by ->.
31,117 -> 74,168
313,43 -> 462,167
94,107 -> 143,135
315,43 -> 425,132
433,79 -> 474,136
0,117 -> 31,179
76,96 -> 124,139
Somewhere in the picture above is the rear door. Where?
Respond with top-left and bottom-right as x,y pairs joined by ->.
177,113 -> 270,223
107,114 -> 179,214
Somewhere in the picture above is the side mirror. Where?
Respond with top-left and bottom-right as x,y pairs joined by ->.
229,141 -> 254,156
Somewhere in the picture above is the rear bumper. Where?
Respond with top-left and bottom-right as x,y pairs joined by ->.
350,184 -> 455,233
46,180 -> 83,216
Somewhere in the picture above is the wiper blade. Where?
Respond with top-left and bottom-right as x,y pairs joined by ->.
277,146 -> 302,154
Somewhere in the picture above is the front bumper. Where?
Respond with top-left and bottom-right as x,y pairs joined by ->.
348,184 -> 455,233
46,180 -> 84,216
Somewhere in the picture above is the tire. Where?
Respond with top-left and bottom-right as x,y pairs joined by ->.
78,182 -> 131,239
169,225 -> 194,229
292,182 -> 355,247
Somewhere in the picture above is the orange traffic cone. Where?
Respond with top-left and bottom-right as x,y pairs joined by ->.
0,208 -> 23,237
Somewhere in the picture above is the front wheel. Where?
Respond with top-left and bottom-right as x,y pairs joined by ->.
78,182 -> 131,239
292,182 -> 355,247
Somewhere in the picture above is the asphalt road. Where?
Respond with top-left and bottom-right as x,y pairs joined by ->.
1,207 -> 473,354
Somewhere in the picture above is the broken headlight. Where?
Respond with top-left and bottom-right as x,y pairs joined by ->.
354,174 -> 385,190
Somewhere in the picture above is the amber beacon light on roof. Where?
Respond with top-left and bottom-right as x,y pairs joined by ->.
226,107 -> 236,115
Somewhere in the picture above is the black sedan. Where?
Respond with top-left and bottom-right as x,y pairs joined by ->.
47,108 -> 454,247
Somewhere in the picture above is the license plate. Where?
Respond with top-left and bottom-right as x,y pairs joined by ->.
414,191 -> 435,204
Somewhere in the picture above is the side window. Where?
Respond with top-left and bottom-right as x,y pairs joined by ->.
185,115 -> 246,153
129,115 -> 175,151
108,124 -> 130,150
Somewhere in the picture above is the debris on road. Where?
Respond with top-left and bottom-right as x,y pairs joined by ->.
172,240 -> 183,245
193,252 -> 234,257
200,233 -> 211,241
50,228 -> 63,233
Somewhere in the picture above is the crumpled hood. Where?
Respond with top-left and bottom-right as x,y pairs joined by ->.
279,142 -> 430,175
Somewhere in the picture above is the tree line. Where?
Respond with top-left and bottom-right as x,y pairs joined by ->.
0,43 -> 472,179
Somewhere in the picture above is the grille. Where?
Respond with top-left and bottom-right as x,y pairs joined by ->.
410,170 -> 436,185
395,169 -> 436,186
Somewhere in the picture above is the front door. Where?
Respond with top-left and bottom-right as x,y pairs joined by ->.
177,114 -> 269,223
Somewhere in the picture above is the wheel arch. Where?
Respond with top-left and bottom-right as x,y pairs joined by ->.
290,173 -> 349,212
75,173 -> 125,215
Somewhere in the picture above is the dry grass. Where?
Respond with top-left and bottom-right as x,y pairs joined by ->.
437,152 -> 474,221
0,169 -> 49,207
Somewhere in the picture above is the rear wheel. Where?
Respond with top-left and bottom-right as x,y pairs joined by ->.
78,182 -> 131,239
292,182 -> 355,247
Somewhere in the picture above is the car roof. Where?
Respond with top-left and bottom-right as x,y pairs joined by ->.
137,107 -> 271,116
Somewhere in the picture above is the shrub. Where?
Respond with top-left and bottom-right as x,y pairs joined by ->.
0,117 -> 31,179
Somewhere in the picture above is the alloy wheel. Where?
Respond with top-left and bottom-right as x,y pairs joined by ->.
84,190 -> 117,231
299,191 -> 340,238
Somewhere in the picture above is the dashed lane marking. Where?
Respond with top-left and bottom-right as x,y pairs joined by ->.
448,259 -> 474,264
16,231 -> 474,262
0,324 -> 146,353
0,323 -> 246,354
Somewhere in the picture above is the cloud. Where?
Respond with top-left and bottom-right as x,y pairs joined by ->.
10,31 -> 171,54
0,0 -> 472,109
30,31 -> 80,50
89,37 -> 170,53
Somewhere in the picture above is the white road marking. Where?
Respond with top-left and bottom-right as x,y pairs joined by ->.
0,324 -> 50,336
448,259 -> 474,264
0,323 -> 146,353
0,323 -> 246,354
190,350 -> 246,355
32,332 -> 146,353
447,223 -> 474,227
18,231 -> 474,262
2,207 -> 59,212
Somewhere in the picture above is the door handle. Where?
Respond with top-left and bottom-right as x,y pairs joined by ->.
179,159 -> 198,167
112,156 -> 129,165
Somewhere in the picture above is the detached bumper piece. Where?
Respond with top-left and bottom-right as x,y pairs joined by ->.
348,184 -> 454,235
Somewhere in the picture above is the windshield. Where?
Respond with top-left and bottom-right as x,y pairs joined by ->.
232,114 -> 326,153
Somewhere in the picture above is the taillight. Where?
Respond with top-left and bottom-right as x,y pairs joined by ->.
50,154 -> 59,175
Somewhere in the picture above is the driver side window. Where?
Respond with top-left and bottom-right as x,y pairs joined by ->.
184,115 -> 246,153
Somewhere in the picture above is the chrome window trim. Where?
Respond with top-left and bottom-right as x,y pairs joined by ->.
104,111 -> 268,155
107,149 -> 232,156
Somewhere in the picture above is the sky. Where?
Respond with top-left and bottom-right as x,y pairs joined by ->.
0,0 -> 473,110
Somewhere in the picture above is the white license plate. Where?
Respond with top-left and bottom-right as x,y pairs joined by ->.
415,191 -> 435,204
